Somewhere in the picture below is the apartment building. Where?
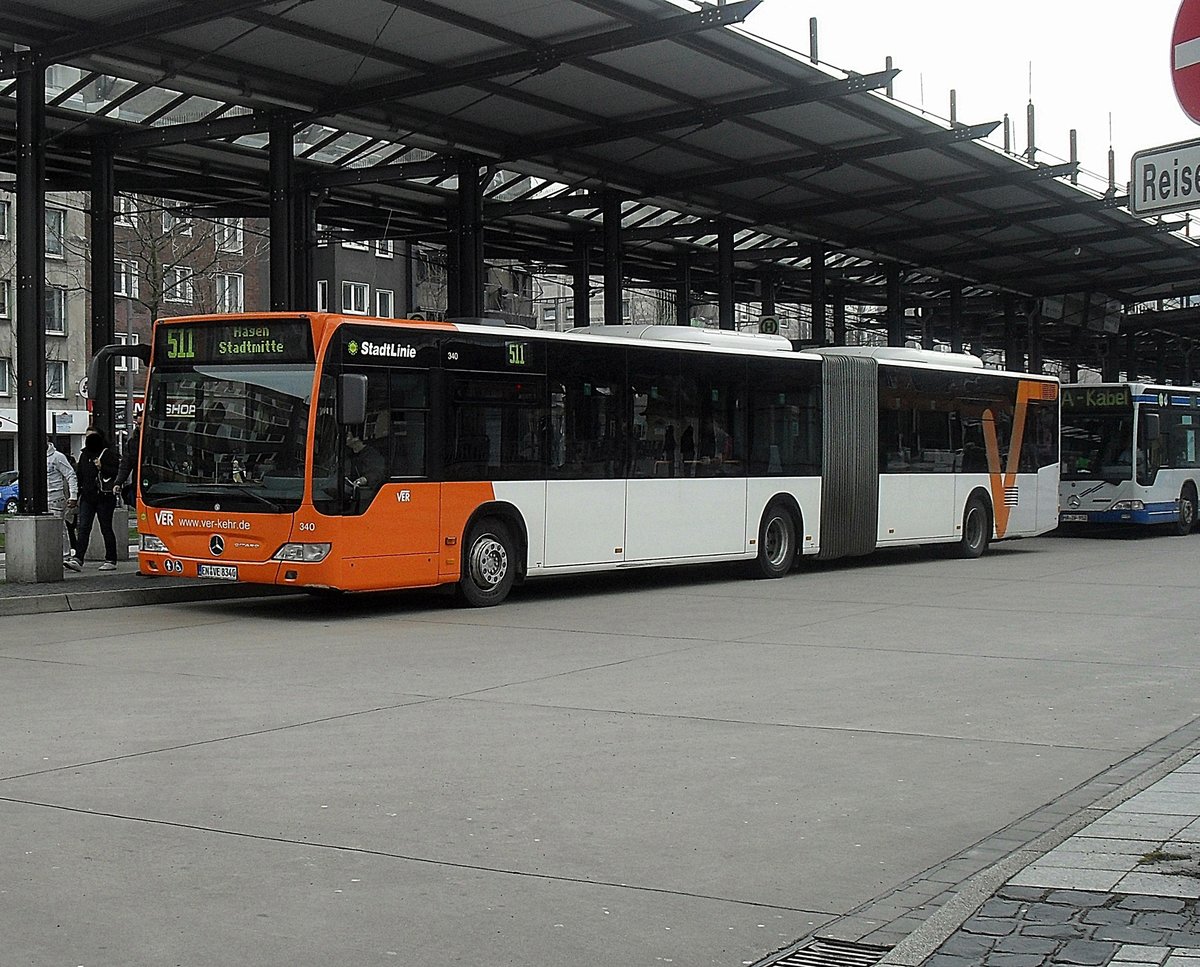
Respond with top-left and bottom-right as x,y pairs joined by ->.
0,190 -> 93,472
111,198 -> 270,436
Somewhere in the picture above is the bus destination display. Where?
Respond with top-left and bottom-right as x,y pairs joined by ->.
1061,386 -> 1130,410
157,320 -> 313,364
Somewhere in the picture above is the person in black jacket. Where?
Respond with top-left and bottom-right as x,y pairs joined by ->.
72,428 -> 121,571
115,414 -> 140,507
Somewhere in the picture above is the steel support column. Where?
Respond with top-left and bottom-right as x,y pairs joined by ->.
16,55 -> 47,514
1102,335 -> 1120,382
453,160 -> 483,318
810,245 -> 826,345
760,271 -> 776,316
1027,304 -> 1043,374
269,115 -> 295,311
1069,327 -> 1084,383
949,284 -> 963,353
89,142 -> 116,440
602,194 -> 623,325
676,252 -> 692,326
291,188 -> 314,310
1003,296 -> 1021,372
832,288 -> 846,345
885,264 -> 903,347
718,221 -> 735,331
573,235 -> 591,328
1125,333 -> 1138,382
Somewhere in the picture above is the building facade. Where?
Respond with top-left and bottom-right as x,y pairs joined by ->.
0,189 -> 93,472
110,199 -> 270,439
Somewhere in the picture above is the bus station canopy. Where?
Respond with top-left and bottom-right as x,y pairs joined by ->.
2,0 -> 1200,366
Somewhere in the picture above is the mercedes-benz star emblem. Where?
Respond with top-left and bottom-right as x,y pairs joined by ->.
210,535 -> 226,556
1068,495 -> 1081,508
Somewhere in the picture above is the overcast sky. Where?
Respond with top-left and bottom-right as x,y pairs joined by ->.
736,1 -> 1200,195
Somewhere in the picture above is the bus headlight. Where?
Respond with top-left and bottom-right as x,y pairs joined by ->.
273,543 -> 332,563
1110,500 -> 1145,511
141,534 -> 169,552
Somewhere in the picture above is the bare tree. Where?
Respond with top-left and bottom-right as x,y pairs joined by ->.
114,197 -> 269,323
412,245 -> 447,319
628,288 -> 676,327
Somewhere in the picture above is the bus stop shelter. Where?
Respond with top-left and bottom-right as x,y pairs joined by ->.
2,0 -> 1199,527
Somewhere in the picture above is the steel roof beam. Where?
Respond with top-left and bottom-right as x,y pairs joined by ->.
110,111 -> 277,150
931,221 -> 1183,268
511,68 -> 897,160
774,162 -> 1078,220
621,220 -> 721,242
650,121 -> 999,196
995,250 -> 1200,283
13,0 -> 293,70
485,192 -> 603,217
864,195 -> 1130,244
303,156 -> 459,189
312,0 -> 761,118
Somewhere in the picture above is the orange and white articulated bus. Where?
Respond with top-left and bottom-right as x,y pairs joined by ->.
125,313 -> 1060,606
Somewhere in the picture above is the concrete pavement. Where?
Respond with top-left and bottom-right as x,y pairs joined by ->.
7,530 -> 1200,967
0,551 -> 288,614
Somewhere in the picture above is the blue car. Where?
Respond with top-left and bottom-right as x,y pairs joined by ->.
0,470 -> 18,514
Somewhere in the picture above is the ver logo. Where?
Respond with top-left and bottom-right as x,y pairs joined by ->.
347,340 -> 359,355
155,510 -> 174,526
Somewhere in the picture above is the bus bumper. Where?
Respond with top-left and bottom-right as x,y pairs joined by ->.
1059,501 -> 1178,526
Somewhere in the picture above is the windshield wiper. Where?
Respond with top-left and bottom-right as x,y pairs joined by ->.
146,487 -> 283,512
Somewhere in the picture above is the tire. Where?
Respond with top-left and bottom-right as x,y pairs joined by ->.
754,502 -> 797,578
954,496 -> 991,559
4,498 -> 16,514
1174,486 -> 1197,536
458,517 -> 517,607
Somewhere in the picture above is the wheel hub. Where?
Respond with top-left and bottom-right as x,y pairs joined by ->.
470,536 -> 508,588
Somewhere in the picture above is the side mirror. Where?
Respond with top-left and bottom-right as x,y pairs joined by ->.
338,374 -> 368,425
1144,412 -> 1161,443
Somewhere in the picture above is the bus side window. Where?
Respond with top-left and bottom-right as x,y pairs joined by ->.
547,343 -> 627,480
388,370 -> 428,478
1020,400 -> 1059,472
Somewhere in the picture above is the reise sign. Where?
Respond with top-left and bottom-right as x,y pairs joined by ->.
1174,0 -> 1200,122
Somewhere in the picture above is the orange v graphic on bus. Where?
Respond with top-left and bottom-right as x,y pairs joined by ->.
982,380 -> 1054,538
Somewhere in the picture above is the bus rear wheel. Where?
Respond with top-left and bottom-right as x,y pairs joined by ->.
1174,486 -> 1197,536
459,517 -> 516,607
954,496 -> 991,559
754,502 -> 797,578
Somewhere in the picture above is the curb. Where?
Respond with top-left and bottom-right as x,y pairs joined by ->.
0,581 -> 291,615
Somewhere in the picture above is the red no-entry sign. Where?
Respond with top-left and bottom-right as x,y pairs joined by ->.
1174,0 -> 1200,122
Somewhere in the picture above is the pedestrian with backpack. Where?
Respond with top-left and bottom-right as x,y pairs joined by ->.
71,428 -> 121,571
46,435 -> 82,572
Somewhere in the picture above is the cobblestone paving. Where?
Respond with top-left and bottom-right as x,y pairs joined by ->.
926,887 -> 1200,967
914,753 -> 1200,967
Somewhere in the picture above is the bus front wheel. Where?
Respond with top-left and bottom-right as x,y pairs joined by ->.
954,497 -> 992,559
1174,486 -> 1197,536
754,502 -> 797,578
459,517 -> 516,607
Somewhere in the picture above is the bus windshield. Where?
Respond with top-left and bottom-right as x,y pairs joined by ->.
1060,410 -> 1134,481
140,363 -> 315,512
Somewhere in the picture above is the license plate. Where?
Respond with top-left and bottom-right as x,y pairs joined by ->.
1060,513 -> 1088,523
197,564 -> 239,581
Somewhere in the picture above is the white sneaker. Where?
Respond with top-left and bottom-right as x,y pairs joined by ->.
64,557 -> 83,572
98,561 -> 117,571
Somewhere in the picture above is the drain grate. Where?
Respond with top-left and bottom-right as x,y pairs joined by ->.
764,937 -> 891,967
